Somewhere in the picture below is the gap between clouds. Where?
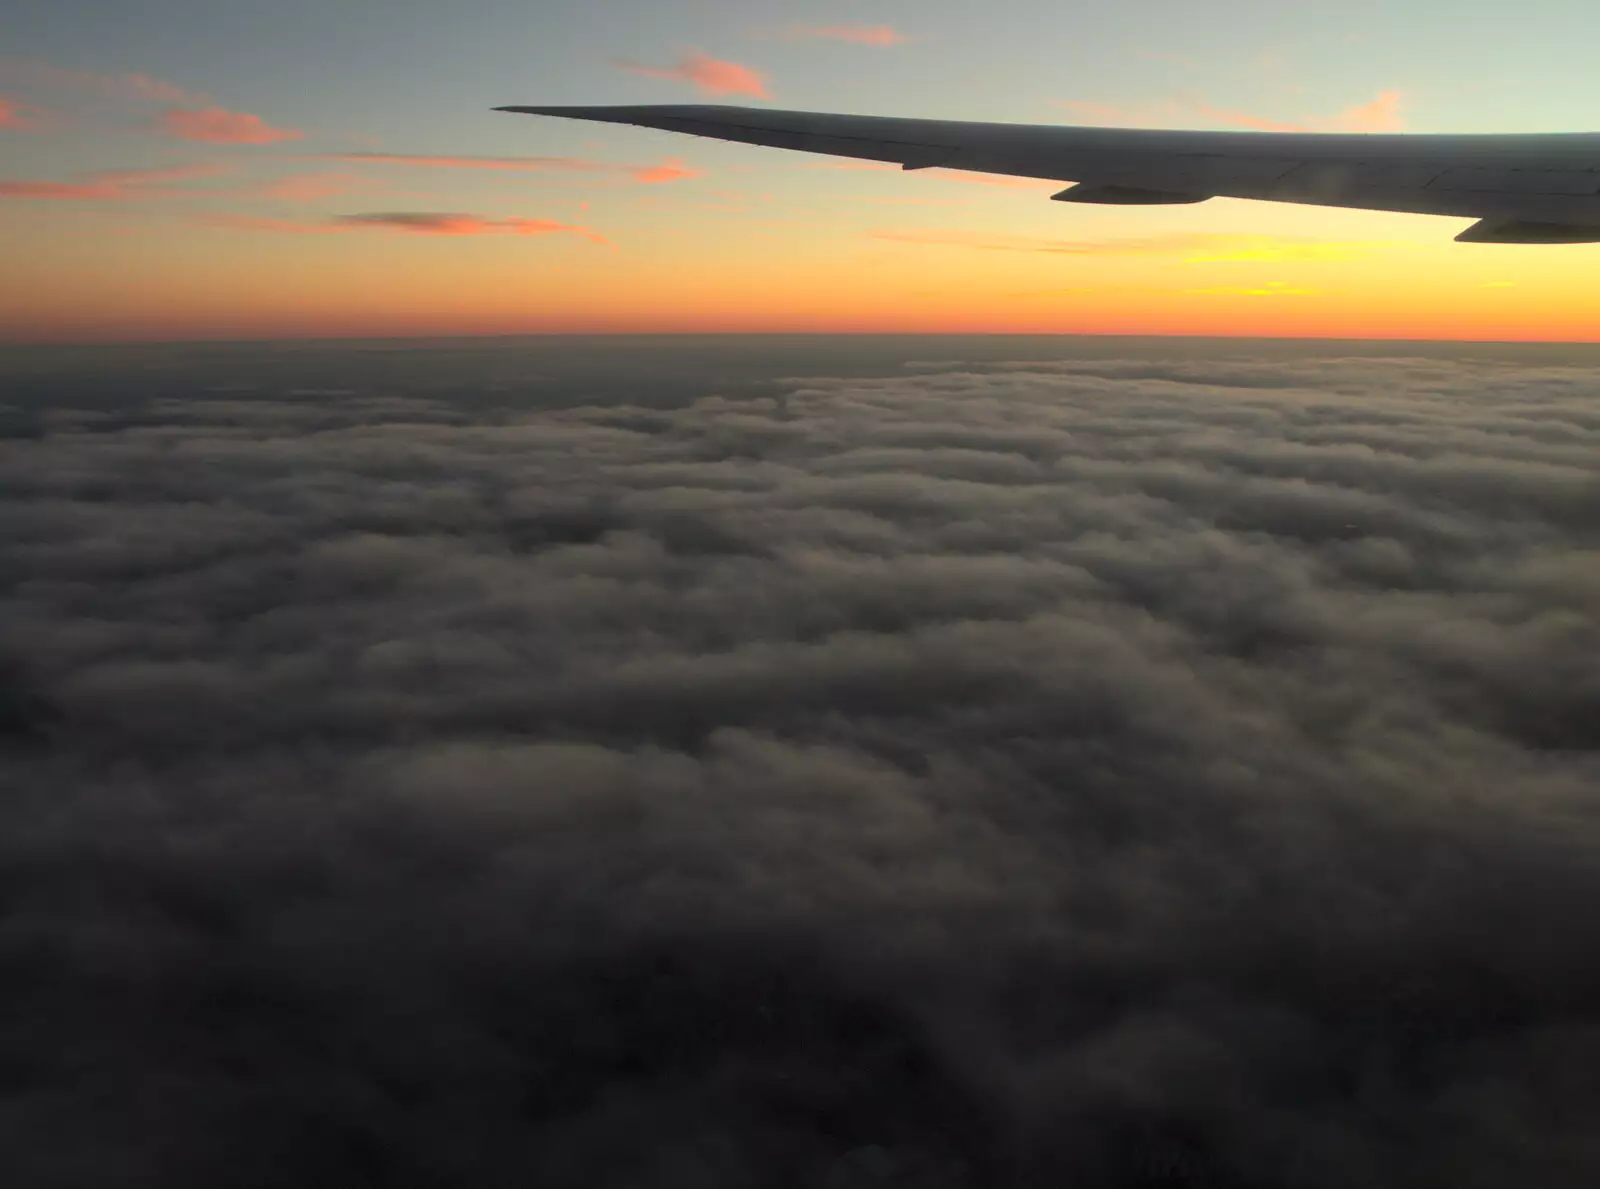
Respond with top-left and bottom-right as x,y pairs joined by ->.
1,60 -> 301,145
255,171 -> 374,202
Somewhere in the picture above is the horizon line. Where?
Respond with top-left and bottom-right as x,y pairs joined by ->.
7,329 -> 1600,349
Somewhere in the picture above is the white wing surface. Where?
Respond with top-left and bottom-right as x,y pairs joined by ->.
496,104 -> 1600,242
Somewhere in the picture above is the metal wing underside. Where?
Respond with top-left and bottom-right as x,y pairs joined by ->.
496,104 -> 1600,242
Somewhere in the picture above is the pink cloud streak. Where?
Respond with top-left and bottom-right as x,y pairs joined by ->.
336,212 -> 605,240
160,107 -> 302,144
0,162 -> 224,199
0,60 -> 209,106
786,25 -> 905,45
1188,101 -> 1305,133
614,51 -> 770,98
317,152 -> 702,183
629,157 -> 700,183
0,96 -> 45,129
207,210 -> 608,244
1331,90 -> 1403,133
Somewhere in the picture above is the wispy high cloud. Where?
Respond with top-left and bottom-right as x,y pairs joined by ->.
1054,100 -> 1147,126
1186,100 -> 1305,133
0,96 -> 45,129
335,212 -> 604,240
629,157 -> 701,183
319,152 -> 610,173
0,162 -> 224,200
1054,89 -> 1406,134
785,25 -> 906,45
0,59 -> 208,106
614,51 -> 771,99
1331,90 -> 1403,133
316,152 -> 703,183
0,61 -> 319,145
207,210 -> 608,243
871,228 -> 1393,261
160,107 -> 303,144
122,73 -> 203,105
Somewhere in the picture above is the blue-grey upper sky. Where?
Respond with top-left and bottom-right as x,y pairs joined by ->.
10,0 -> 1600,143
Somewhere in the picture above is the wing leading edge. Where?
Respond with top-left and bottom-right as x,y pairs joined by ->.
495,104 -> 1600,242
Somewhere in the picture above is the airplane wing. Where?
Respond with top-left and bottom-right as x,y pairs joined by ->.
495,103 -> 1600,243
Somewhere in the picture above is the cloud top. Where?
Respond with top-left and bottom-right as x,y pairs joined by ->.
0,345 -> 1596,1186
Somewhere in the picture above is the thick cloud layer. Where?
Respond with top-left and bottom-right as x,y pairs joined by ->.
2,346 -> 1598,1187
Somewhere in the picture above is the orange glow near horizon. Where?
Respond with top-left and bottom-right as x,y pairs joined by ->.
8,24 -> 1600,347
5,163 -> 1600,345
6,236 -> 1598,345
11,281 -> 1600,345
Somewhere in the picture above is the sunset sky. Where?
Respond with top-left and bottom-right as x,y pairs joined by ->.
5,0 -> 1600,342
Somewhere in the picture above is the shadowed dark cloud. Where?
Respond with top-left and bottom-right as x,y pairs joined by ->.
0,344 -> 1597,1187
